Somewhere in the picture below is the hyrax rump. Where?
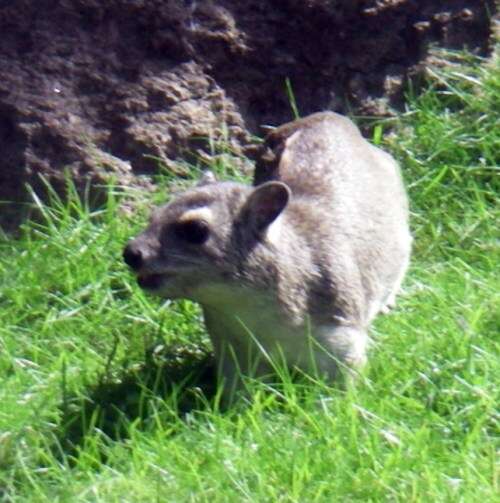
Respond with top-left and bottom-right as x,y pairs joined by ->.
124,112 -> 411,399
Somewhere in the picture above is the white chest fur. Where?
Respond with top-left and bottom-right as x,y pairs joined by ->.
197,284 -> 365,391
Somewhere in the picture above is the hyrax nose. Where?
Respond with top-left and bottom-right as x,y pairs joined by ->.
123,242 -> 143,270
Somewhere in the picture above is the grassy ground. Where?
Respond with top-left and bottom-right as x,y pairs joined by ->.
0,50 -> 498,502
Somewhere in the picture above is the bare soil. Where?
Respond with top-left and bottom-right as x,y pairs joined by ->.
0,0 -> 496,228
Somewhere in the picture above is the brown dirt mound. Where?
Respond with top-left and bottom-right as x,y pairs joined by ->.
0,0 -> 496,228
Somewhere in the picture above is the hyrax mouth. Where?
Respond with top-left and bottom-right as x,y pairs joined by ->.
137,273 -> 166,290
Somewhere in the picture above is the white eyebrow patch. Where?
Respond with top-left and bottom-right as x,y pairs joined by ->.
266,214 -> 283,246
178,206 -> 213,223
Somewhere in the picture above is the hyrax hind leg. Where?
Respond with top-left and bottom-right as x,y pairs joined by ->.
381,249 -> 411,314
316,325 -> 369,376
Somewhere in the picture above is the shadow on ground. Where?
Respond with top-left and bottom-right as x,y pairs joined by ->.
55,345 -> 217,461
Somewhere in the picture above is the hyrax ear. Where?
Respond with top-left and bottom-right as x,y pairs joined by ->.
243,181 -> 291,233
197,170 -> 217,186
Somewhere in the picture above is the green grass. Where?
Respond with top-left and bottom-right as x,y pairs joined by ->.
1,50 -> 499,501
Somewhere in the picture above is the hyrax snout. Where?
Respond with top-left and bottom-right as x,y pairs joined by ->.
124,112 -> 412,400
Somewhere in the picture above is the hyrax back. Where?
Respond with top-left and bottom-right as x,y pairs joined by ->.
124,112 -> 411,399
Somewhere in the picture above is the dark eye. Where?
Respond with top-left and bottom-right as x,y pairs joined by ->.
174,220 -> 210,245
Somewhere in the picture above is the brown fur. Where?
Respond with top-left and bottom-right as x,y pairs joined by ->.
124,112 -> 412,401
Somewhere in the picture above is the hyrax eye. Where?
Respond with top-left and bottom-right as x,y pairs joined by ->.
174,220 -> 210,245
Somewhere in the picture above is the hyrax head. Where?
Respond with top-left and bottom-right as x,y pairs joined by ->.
123,173 -> 291,302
